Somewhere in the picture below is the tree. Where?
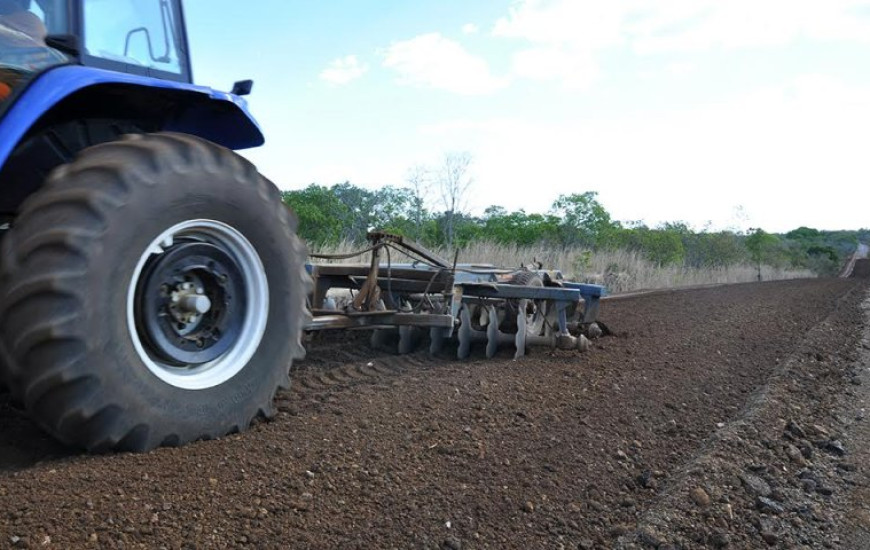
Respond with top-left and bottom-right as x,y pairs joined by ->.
745,228 -> 781,280
609,224 -> 685,266
785,226 -> 821,242
281,185 -> 350,245
481,207 -> 560,246
691,231 -> 744,268
550,191 -> 617,248
431,211 -> 481,248
331,182 -> 380,242
436,151 -> 473,249
641,225 -> 686,266
371,186 -> 415,236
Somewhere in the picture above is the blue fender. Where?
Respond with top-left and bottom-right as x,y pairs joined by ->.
0,65 -> 265,169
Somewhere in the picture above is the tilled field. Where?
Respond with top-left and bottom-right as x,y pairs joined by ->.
0,278 -> 869,549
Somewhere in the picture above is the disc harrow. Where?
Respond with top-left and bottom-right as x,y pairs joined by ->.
304,232 -> 607,359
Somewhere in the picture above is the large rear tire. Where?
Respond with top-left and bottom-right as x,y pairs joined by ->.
0,132 -> 311,452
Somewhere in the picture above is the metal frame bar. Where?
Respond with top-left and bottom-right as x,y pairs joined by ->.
306,312 -> 454,331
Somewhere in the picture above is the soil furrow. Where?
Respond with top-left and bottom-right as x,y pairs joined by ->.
0,278 -> 865,550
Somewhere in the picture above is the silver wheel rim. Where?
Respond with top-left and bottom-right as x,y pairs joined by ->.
126,219 -> 269,390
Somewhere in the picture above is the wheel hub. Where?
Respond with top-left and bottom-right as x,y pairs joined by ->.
135,241 -> 247,366
169,280 -> 213,325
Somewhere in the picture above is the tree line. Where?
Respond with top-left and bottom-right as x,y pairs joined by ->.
281,173 -> 867,277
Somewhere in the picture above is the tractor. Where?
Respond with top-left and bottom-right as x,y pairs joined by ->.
0,0 -> 310,452
0,0 -> 609,454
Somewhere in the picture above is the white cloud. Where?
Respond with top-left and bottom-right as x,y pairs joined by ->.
382,33 -> 508,95
320,55 -> 368,85
631,0 -> 870,54
462,23 -> 479,35
493,1 -> 628,89
665,62 -> 696,76
495,0 -> 870,54
418,117 -> 517,137
492,0 -> 870,87
512,47 -> 599,90
494,1 -> 628,49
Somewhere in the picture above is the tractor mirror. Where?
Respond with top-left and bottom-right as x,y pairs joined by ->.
231,80 -> 254,96
46,34 -> 81,57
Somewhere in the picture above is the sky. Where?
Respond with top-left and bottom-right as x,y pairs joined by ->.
184,0 -> 870,233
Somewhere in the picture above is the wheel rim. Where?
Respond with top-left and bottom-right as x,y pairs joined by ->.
126,220 -> 269,390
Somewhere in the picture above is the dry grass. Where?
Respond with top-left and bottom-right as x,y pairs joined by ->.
308,240 -> 816,294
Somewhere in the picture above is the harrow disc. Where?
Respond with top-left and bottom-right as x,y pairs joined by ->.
507,270 -> 548,336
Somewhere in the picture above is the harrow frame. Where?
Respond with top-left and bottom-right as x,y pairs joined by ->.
303,232 -> 607,359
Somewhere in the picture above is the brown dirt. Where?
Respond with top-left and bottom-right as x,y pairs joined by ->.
852,259 -> 870,278
0,278 -> 868,549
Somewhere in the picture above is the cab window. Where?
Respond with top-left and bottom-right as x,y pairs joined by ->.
82,0 -> 186,77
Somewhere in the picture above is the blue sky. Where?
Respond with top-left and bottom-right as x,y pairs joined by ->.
184,0 -> 870,233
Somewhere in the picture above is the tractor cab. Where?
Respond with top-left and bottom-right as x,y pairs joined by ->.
0,0 -> 307,454
1,0 -> 191,111
0,0 -> 262,220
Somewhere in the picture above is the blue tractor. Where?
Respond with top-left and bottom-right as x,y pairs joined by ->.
0,0 -> 310,451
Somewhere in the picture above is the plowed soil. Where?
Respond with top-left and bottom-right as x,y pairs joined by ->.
853,259 -> 870,278
1,278 -> 869,549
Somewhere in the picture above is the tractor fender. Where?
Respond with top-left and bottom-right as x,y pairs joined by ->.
0,65 -> 265,169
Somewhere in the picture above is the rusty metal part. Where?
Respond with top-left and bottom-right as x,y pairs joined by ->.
351,242 -> 383,312
366,231 -> 451,269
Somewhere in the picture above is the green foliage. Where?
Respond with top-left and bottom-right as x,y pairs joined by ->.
640,227 -> 686,266
429,212 -> 482,249
689,231 -> 745,268
785,226 -> 821,241
282,180 -> 862,276
550,192 -> 618,247
481,207 -> 561,246
281,183 -> 420,246
610,223 -> 686,266
781,226 -> 854,276
280,185 -> 349,246
745,228 -> 779,263
745,228 -> 783,278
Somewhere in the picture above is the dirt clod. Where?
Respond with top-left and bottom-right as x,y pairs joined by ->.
689,487 -> 711,507
741,473 -> 772,497
757,496 -> 785,514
